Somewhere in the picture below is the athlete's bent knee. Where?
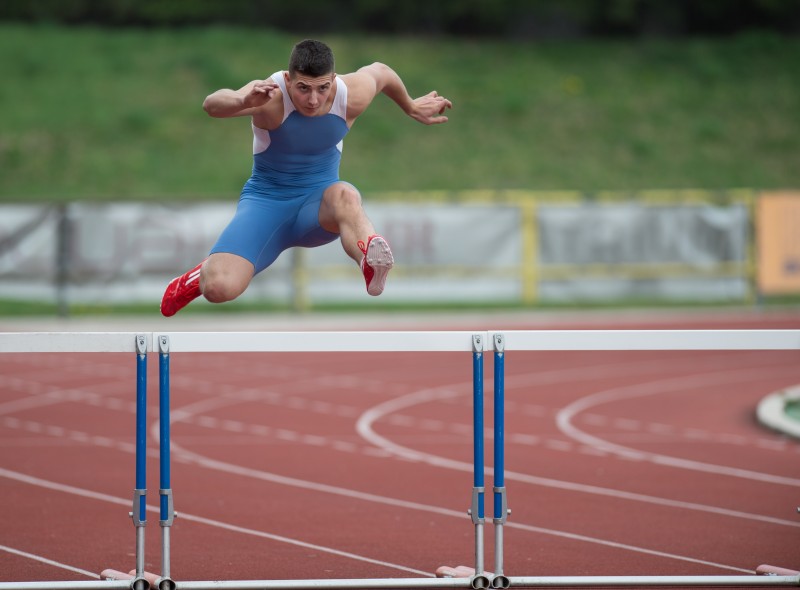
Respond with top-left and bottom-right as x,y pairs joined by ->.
327,183 -> 362,211
202,279 -> 239,303
201,269 -> 249,303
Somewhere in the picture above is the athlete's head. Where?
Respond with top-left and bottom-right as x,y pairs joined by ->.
288,40 -> 334,78
285,40 -> 336,116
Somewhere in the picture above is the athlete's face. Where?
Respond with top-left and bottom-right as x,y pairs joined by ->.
285,72 -> 335,116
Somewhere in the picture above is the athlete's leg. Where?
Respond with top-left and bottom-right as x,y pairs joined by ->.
318,182 -> 393,296
160,253 -> 254,317
161,193 -> 289,316
318,182 -> 375,263
200,253 -> 254,303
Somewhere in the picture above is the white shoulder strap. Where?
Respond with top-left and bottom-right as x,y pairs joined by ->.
270,70 -> 294,121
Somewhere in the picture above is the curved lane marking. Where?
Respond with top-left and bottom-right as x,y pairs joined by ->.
555,366 -> 800,486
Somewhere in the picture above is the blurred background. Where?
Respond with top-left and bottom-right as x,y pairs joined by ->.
0,0 -> 798,318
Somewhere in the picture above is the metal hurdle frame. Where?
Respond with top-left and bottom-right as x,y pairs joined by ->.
0,332 -> 151,590
149,331 -> 486,590
1,329 -> 800,590
489,328 -> 800,589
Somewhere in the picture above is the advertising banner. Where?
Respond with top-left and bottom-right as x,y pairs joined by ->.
757,192 -> 800,295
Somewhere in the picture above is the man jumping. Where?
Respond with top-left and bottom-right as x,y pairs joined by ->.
161,39 -> 452,316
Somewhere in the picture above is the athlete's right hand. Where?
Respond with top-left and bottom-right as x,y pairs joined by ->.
242,81 -> 279,109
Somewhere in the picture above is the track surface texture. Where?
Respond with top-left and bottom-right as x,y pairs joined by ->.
2,309 -> 800,585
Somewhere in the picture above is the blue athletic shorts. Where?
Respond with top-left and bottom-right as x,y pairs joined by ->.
210,183 -> 341,274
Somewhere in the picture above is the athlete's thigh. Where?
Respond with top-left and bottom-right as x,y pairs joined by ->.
210,194 -> 295,273
292,184 -> 342,248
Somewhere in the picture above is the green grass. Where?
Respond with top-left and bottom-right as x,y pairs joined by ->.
1,25 -> 798,201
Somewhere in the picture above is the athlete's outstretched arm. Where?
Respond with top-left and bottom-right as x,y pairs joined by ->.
348,62 -> 452,125
203,79 -> 279,118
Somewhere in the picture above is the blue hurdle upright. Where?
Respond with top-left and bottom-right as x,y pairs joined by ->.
491,333 -> 509,590
130,334 -> 150,590
157,336 -> 176,590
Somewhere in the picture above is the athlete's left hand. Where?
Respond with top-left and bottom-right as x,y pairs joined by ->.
409,91 -> 452,125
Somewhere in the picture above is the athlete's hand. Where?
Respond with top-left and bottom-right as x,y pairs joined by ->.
409,91 -> 452,125
242,80 -> 279,109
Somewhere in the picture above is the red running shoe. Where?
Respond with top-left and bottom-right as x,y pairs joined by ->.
160,260 -> 204,317
358,235 -> 394,296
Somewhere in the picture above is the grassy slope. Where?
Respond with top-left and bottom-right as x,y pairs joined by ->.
0,25 -> 798,201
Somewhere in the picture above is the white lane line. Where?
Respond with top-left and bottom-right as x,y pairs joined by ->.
0,468 -> 430,577
157,392 -> 758,572
0,544 -> 99,579
556,366 -> 800,486
354,384 -> 800,529
3,351 -> 794,578
162,436 -> 753,574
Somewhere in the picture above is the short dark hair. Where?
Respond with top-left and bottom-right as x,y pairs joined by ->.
288,40 -> 334,77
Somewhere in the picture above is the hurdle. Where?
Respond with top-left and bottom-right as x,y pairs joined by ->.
487,329 -> 800,589
2,329 -> 800,589
145,329 -> 800,590
0,332 -> 151,590
148,331 -> 487,590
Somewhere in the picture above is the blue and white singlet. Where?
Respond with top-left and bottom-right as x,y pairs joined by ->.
210,70 -> 350,273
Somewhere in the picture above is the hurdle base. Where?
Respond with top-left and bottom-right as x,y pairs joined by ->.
756,565 -> 800,576
98,569 -> 159,590
98,573 -> 130,583
436,566 -> 498,590
436,567 -> 481,579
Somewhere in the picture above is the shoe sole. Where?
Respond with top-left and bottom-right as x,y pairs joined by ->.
366,237 -> 394,296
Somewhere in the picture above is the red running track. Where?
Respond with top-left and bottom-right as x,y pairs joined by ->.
2,310 -> 800,584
